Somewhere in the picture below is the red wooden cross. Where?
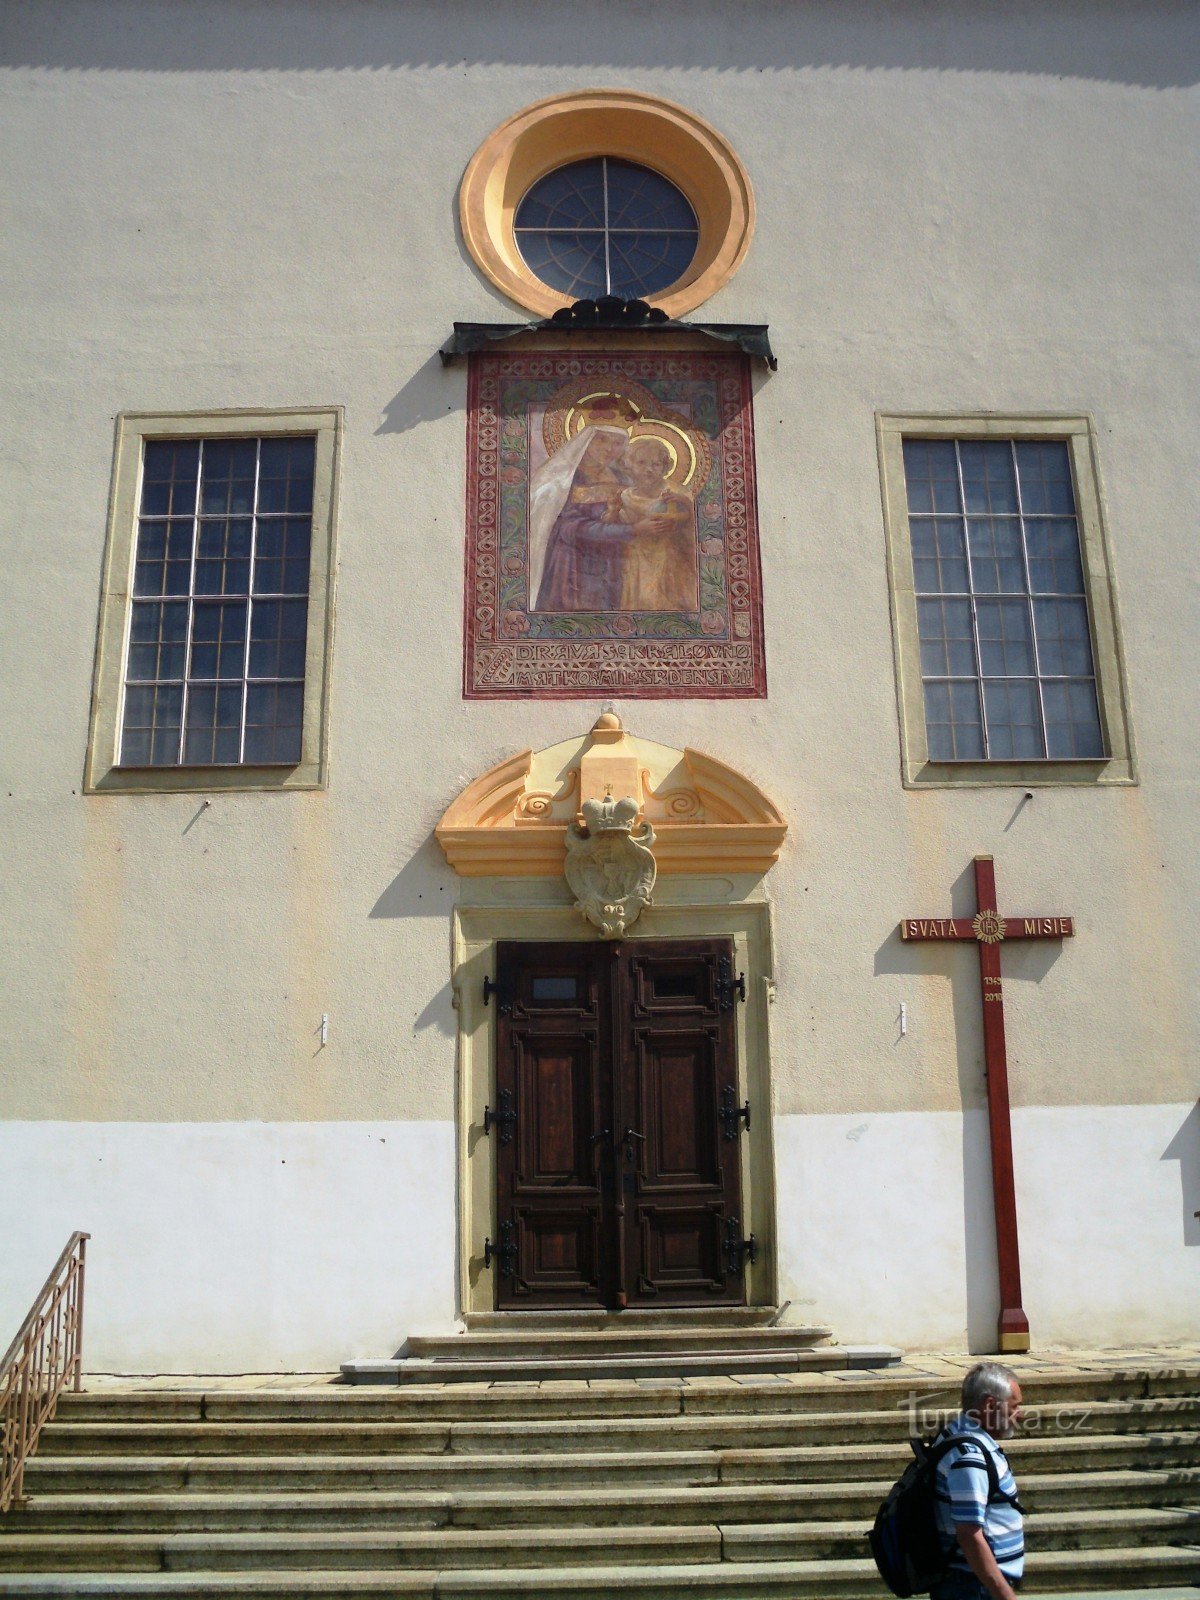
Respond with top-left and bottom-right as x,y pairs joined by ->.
900,855 -> 1074,1354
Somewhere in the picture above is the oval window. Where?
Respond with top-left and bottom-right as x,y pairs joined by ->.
514,157 -> 700,301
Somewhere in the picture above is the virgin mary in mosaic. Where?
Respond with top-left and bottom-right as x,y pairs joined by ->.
464,350 -> 766,698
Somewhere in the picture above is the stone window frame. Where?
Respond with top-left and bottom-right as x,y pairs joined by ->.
877,413 -> 1136,788
85,407 -> 342,794
459,89 -> 755,319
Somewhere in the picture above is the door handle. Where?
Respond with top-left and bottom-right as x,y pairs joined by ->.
622,1126 -> 646,1163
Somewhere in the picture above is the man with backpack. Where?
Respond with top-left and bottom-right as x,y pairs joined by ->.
870,1360 -> 1025,1599
930,1362 -> 1026,1600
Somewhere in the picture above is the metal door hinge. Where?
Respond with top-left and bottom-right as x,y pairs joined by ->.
484,1220 -> 518,1279
720,1084 -> 751,1140
482,975 -> 512,1015
483,1088 -> 516,1144
717,956 -> 746,1012
724,1215 -> 757,1277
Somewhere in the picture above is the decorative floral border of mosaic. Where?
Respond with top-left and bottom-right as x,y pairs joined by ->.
463,349 -> 767,699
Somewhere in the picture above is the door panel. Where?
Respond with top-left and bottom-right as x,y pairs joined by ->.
494,938 -> 745,1309
514,1201 -> 603,1297
495,942 -> 612,1306
621,941 -> 743,1305
520,1035 -> 596,1182
637,1201 -> 728,1293
640,1031 -> 721,1184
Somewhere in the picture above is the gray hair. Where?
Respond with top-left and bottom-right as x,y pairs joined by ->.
961,1361 -> 1018,1414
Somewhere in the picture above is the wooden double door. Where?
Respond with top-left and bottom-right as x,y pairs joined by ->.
491,938 -> 750,1309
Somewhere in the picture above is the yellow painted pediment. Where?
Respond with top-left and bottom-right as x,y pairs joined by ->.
436,714 -> 786,877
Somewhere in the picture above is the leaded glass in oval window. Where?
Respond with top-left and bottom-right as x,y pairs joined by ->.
514,157 -> 699,300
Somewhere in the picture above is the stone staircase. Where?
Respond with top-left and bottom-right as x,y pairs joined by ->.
341,1314 -> 896,1385
0,1352 -> 1197,1596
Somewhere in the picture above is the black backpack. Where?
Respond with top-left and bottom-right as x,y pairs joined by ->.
868,1429 -> 1007,1598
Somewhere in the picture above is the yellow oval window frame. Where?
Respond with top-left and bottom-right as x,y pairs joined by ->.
460,89 -> 755,319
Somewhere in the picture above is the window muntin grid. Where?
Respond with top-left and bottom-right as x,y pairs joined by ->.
120,436 -> 315,767
513,157 -> 700,300
903,438 -> 1105,762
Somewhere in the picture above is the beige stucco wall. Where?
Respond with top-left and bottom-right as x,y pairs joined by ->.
1,0 -> 1197,1358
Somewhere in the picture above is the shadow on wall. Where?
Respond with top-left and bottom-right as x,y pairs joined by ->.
379,187 -> 554,432
961,1111 -> 1002,1354
8,0 -> 1194,88
872,857 -> 1068,1061
370,836 -> 456,1036
378,351 -> 467,438
1162,1100 -> 1200,1247
370,835 -> 454,921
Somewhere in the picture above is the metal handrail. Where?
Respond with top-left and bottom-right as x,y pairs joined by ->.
0,1232 -> 90,1512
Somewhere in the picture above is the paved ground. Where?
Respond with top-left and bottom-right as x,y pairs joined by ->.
79,1344 -> 1200,1392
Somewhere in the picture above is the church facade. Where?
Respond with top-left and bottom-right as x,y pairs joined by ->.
1,0 -> 1196,1371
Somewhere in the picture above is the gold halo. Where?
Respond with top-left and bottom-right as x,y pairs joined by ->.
630,422 -> 692,489
544,376 -> 661,455
543,378 -> 712,494
628,420 -> 702,492
563,392 -> 642,440
624,433 -> 680,478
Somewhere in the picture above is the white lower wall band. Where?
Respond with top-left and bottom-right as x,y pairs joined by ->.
1,1106 -> 1194,1369
0,1121 -> 456,1371
774,1102 -> 1198,1350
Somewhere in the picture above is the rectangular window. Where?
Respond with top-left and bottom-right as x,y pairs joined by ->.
87,410 -> 340,793
878,416 -> 1134,787
905,437 -> 1103,761
123,436 -> 314,768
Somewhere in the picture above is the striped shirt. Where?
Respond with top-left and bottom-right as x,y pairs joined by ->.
933,1413 -> 1025,1580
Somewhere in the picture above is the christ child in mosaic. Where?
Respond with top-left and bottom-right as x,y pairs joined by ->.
614,436 -> 699,612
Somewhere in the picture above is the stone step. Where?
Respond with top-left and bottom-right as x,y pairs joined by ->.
724,1506 -> 1200,1561
59,1364 -> 1200,1422
720,1433 -> 1200,1484
0,1546 -> 1197,1596
22,1431 -> 1200,1495
2,1508 -> 1198,1573
8,1468 -> 1197,1533
465,1307 -> 783,1330
405,1326 -> 835,1359
0,1525 -> 718,1574
343,1349 -> 866,1383
36,1398 -> 1200,1457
